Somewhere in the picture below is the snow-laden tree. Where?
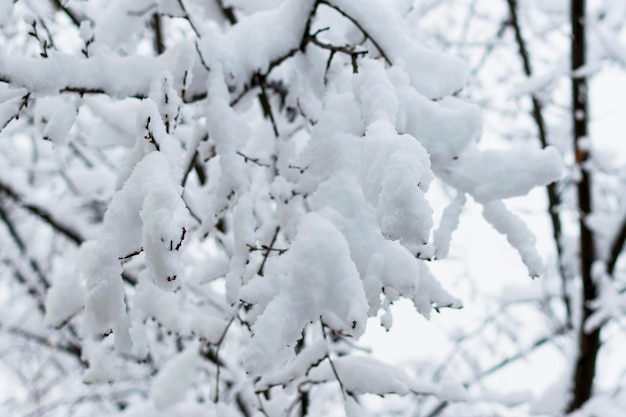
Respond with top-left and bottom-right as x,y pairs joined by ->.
393,1 -> 626,416
0,1 -> 562,416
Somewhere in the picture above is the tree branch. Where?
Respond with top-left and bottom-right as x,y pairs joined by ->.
258,227 -> 281,277
607,214 -> 626,276
506,0 -> 572,327
151,13 -> 165,55
318,1 -> 391,65
0,179 -> 83,245
0,323 -> 85,366
50,0 -> 82,27
568,0 -> 601,411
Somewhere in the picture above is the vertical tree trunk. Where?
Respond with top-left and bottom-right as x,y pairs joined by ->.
568,0 -> 601,411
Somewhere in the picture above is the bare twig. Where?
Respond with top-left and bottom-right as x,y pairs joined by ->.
318,1 -> 391,65
236,151 -> 271,168
258,227 -> 280,277
175,0 -> 201,38
258,79 -> 280,137
309,34 -> 368,74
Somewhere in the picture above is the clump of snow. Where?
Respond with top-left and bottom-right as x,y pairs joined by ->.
482,201 -> 544,277
93,0 -> 155,48
0,94 -> 26,131
444,146 -> 563,202
81,241 -> 132,352
308,355 -> 411,395
0,43 -> 194,98
327,0 -> 468,98
79,21 -> 94,42
150,343 -> 199,409
44,261 -> 84,328
433,193 -> 466,259
34,96 -> 77,145
83,150 -> 190,350
438,380 -> 470,402
197,0 -> 317,94
134,278 -> 229,343
0,0 -> 13,26
243,213 -> 368,375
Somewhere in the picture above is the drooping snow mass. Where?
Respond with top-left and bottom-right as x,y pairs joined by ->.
243,213 -> 368,375
83,149 -> 190,350
0,0 -> 567,416
308,355 -> 413,396
433,193 -> 466,259
0,94 -> 25,130
482,201 -> 544,277
39,98 -> 77,145
196,0 -> 317,94
150,343 -> 199,409
44,260 -> 85,328
444,146 -> 563,202
327,0 -> 468,99
0,43 -> 195,99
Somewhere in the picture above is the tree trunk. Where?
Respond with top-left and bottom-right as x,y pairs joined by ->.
568,0 -> 601,411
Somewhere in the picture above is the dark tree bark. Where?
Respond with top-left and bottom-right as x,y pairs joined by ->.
568,0 -> 601,411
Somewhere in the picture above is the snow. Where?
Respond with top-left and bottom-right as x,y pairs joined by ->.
344,396 -> 369,417
308,355 -> 411,396
585,265 -> 624,333
113,402 -> 213,417
82,340 -> 125,384
150,343 -> 199,409
438,380 -> 470,402
82,150 -> 190,349
40,97 -> 77,144
482,200 -> 544,277
79,21 -> 94,43
134,275 -> 229,343
327,0 -> 468,99
353,59 -> 399,125
93,0 -> 155,49
0,0 -> 12,26
309,174 -> 419,312
433,193 -> 466,259
0,94 -> 25,131
81,240 -> 132,352
44,262 -> 84,328
196,0 -> 317,94
443,146 -> 563,202
243,213 -> 368,375
200,67 -> 251,229
0,1 -> 578,415
257,339 -> 328,390
0,43 -> 194,98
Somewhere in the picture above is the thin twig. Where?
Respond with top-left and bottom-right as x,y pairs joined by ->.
258,227 -> 280,277
236,151 -> 271,168
258,79 -> 280,137
175,0 -> 201,38
318,1 -> 391,65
